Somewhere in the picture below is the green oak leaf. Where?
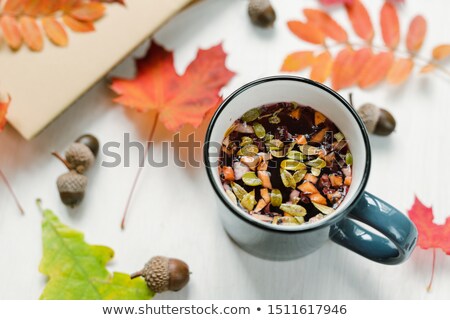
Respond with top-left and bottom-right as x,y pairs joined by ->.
39,206 -> 154,300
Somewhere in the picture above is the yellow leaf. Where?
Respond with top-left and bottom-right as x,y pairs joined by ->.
281,51 -> 315,72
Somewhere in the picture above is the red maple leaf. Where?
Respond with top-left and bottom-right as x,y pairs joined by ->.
111,41 -> 235,132
408,196 -> 450,291
319,0 -> 403,5
110,41 -> 235,229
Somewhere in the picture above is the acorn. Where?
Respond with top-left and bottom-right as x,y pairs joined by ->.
131,256 -> 190,293
75,134 -> 99,157
357,103 -> 396,136
248,0 -> 276,28
56,170 -> 88,207
64,143 -> 94,174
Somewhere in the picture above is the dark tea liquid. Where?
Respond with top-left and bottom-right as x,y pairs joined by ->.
219,102 -> 353,226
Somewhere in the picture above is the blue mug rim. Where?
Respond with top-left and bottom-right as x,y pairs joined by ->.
204,76 -> 371,234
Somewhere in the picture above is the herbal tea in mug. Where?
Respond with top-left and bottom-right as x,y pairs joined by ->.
219,102 -> 353,227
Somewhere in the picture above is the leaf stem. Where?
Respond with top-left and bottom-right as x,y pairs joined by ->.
36,199 -> 43,214
427,248 -> 436,292
0,168 -> 25,215
51,152 -> 72,171
121,113 -> 160,230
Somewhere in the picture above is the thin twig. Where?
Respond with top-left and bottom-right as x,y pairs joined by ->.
348,92 -> 354,108
427,248 -> 436,292
121,113 -> 160,230
0,168 -> 25,215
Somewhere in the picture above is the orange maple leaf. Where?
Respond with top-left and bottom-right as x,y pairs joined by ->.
111,41 -> 235,132
0,95 -> 11,132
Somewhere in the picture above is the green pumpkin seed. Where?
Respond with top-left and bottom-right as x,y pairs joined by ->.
240,136 -> 253,147
312,202 -> 335,215
242,172 -> 262,186
311,167 -> 321,176
268,115 -> 281,124
346,152 -> 353,165
253,122 -> 266,139
293,170 -> 307,183
225,189 -> 237,205
281,169 -> 296,188
264,133 -> 274,141
299,145 -> 321,156
271,189 -> 282,207
306,157 -> 326,169
335,132 -> 345,142
287,150 -> 306,161
281,159 -> 307,171
241,108 -> 260,122
241,190 -> 257,211
238,144 -> 259,156
268,139 -> 284,151
231,182 -> 247,201
280,203 -> 307,217
270,150 -> 285,158
224,123 -> 237,138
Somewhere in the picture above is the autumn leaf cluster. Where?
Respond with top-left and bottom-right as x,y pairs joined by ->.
282,0 -> 450,90
0,0 -> 124,51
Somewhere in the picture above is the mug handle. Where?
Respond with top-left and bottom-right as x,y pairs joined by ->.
330,192 -> 418,265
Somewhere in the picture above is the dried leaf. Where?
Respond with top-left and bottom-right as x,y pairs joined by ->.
69,3 -> 106,22
63,15 -> 95,32
0,15 -> 22,50
23,0 -> 41,16
0,96 -> 10,132
42,17 -> 68,47
432,44 -> 450,60
287,20 -> 325,45
387,58 -> 413,85
331,47 -> 372,90
19,16 -> 43,51
345,0 -> 374,42
3,0 -> 25,15
39,206 -> 154,300
420,64 -> 435,74
358,51 -> 394,88
310,51 -> 333,83
281,51 -> 315,72
408,196 -> 450,254
406,15 -> 427,52
303,8 -> 347,43
111,41 -> 235,131
380,2 -> 400,49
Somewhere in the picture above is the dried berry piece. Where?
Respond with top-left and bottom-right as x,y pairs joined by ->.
131,256 -> 190,293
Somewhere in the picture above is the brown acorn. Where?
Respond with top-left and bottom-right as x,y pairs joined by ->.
56,170 -> 88,207
131,256 -> 190,293
357,103 -> 396,136
248,0 -> 276,28
65,143 -> 95,174
76,134 -> 100,157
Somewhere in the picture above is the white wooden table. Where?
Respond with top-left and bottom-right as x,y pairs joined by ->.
1,0 -> 450,299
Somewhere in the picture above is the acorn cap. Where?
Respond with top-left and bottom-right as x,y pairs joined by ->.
248,0 -> 276,28
142,256 -> 170,293
57,171 -> 88,207
75,134 -> 100,157
65,142 -> 95,174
